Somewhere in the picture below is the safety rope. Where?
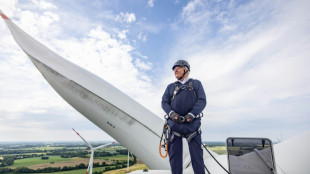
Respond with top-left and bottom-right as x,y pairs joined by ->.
159,141 -> 168,158
159,121 -> 169,158
204,164 -> 211,174
202,143 -> 231,174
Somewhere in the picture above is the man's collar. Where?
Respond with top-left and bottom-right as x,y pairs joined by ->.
178,77 -> 189,84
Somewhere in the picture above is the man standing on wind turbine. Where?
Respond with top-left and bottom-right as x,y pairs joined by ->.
162,59 -> 207,174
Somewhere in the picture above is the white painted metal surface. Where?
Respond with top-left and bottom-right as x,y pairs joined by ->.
274,131 -> 310,174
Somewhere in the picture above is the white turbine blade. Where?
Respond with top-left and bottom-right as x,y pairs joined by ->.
1,10 -> 171,169
72,128 -> 93,149
93,142 -> 115,150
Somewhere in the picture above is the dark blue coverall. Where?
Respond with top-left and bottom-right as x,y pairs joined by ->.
162,78 -> 206,174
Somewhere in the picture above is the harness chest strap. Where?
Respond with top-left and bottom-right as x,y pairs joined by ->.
170,79 -> 196,105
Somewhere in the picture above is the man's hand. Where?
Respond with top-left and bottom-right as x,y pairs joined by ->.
169,111 -> 181,123
185,113 -> 195,123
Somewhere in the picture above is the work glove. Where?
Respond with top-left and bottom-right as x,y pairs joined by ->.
185,113 -> 195,123
169,111 -> 181,123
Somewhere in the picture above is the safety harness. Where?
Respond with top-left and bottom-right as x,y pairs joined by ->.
159,79 -> 230,174
159,78 -> 203,158
168,117 -> 202,142
170,78 -> 196,105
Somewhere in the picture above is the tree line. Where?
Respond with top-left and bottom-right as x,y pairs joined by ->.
0,160 -> 136,173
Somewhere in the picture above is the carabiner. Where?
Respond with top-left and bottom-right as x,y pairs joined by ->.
159,134 -> 168,158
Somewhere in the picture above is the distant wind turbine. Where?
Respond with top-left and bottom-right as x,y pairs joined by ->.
72,128 -> 115,174
127,150 -> 134,172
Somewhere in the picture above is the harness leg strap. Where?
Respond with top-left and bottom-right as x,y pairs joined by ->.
169,125 -> 201,142
185,126 -> 201,142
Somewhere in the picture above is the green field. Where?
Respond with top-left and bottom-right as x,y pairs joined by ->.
8,156 -> 74,168
44,163 -> 147,174
105,164 -> 148,174
0,143 -> 226,174
100,146 -> 125,154
209,146 -> 227,155
44,167 -> 106,174
97,154 -> 132,160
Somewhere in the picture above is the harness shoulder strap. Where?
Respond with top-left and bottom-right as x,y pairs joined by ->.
170,79 -> 198,105
170,81 -> 180,105
188,78 -> 197,99
188,78 -> 193,90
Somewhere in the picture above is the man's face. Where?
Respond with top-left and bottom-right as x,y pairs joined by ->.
173,66 -> 185,79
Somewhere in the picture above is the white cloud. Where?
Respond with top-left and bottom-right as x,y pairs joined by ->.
0,2 -> 65,124
137,22 -> 163,35
0,23 -> 68,115
13,10 -> 60,40
30,0 -> 57,10
219,24 -> 237,33
192,1 -> 310,108
148,0 -> 154,7
0,123 -> 113,141
132,51 -> 148,59
182,0 -> 201,15
181,0 -> 204,23
0,2 -> 153,141
0,0 -> 17,17
1,0 -> 309,142
115,12 -> 136,24
138,32 -> 148,42
117,29 -> 128,39
134,58 -> 152,71
48,26 -> 153,100
164,0 -> 310,140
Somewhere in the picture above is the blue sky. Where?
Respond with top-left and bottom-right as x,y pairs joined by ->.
0,0 -> 309,142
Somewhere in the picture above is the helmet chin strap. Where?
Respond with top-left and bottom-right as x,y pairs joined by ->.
178,69 -> 188,81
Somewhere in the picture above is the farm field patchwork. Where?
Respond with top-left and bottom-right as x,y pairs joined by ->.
0,142 -> 226,173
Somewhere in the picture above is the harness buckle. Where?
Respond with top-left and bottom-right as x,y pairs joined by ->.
195,113 -> 203,118
179,116 -> 185,122
164,115 -> 169,119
